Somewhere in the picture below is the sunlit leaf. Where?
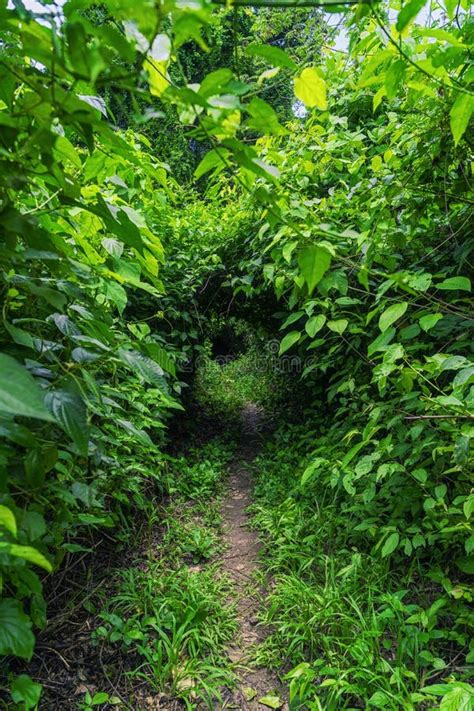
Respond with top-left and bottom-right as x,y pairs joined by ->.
298,245 -> 331,295
294,67 -> 327,110
279,331 -> 301,355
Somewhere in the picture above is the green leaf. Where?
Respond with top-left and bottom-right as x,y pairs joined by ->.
92,692 -> 110,704
396,0 -> 427,32
421,685 -> 457,696
0,598 -> 35,660
0,354 -> 54,422
294,67 -> 327,110
194,148 -> 229,180
245,43 -> 297,70
118,349 -> 165,386
243,687 -> 257,701
412,468 -> 427,484
368,691 -> 391,707
453,366 -> 474,388
145,58 -> 170,97
327,319 -> 348,335
95,195 -> 145,253
384,59 -> 405,100
4,321 -> 35,350
298,245 -> 331,295
143,343 -> 176,377
0,504 -> 17,537
464,495 -> 474,520
1,542 -> 52,572
301,458 -> 327,485
11,675 -> 42,710
199,68 -> 233,97
368,327 -> 395,356
102,237 -> 124,259
440,686 -> 474,711
104,280 -> 128,314
305,314 -> 326,338
381,531 -> 399,558
437,276 -> 471,291
279,331 -> 301,356
22,511 -> 47,542
45,390 -> 89,456
450,93 -> 474,146
116,419 -> 154,447
378,302 -> 408,332
247,97 -> 287,136
419,313 -> 443,332
258,695 -> 283,709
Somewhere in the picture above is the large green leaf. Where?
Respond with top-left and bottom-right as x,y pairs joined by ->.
450,93 -> 474,146
305,314 -> 326,338
194,148 -> 229,179
116,419 -> 154,447
294,67 -> 327,110
298,245 -> 331,295
104,280 -> 128,314
381,532 -> 399,558
0,542 -> 52,572
396,0 -> 427,31
279,331 -> 301,356
0,355 -> 54,422
0,504 -> 17,537
143,343 -> 176,376
378,302 -> 408,332
327,319 -> 348,335
419,313 -> 443,332
118,349 -> 165,386
440,686 -> 474,711
199,68 -> 233,97
0,599 -> 35,660
45,389 -> 89,456
11,675 -> 42,710
245,43 -> 296,70
437,276 -> 471,291
258,695 -> 282,709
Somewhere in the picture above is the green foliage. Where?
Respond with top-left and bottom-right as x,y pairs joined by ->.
0,0 -> 473,705
92,440 -> 236,706
10,674 -> 42,711
193,322 -> 285,423
95,564 -> 236,705
251,418 -> 474,708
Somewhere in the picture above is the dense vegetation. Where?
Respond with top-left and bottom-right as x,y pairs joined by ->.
0,0 -> 473,708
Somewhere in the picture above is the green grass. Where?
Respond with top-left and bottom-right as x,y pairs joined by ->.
94,564 -> 237,707
89,438 -> 238,708
193,340 -> 287,424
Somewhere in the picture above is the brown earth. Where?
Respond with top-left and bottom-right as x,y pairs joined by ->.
216,404 -> 287,710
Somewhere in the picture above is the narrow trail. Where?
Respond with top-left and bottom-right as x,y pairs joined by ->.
218,404 -> 287,710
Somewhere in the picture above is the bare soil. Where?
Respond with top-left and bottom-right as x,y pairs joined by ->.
217,404 -> 287,710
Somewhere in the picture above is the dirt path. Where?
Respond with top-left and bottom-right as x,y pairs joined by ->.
219,405 -> 287,710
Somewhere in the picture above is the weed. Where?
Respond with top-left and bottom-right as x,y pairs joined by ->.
250,418 -> 474,710
94,563 -> 237,706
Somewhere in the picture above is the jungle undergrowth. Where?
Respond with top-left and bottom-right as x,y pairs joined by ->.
8,437 -> 239,711
248,413 -> 474,711
89,437 -> 239,710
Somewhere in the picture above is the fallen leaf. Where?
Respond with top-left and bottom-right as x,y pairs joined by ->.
243,686 -> 258,701
259,694 -> 282,709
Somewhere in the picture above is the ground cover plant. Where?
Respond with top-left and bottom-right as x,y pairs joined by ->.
91,439 -> 237,708
0,0 -> 473,708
